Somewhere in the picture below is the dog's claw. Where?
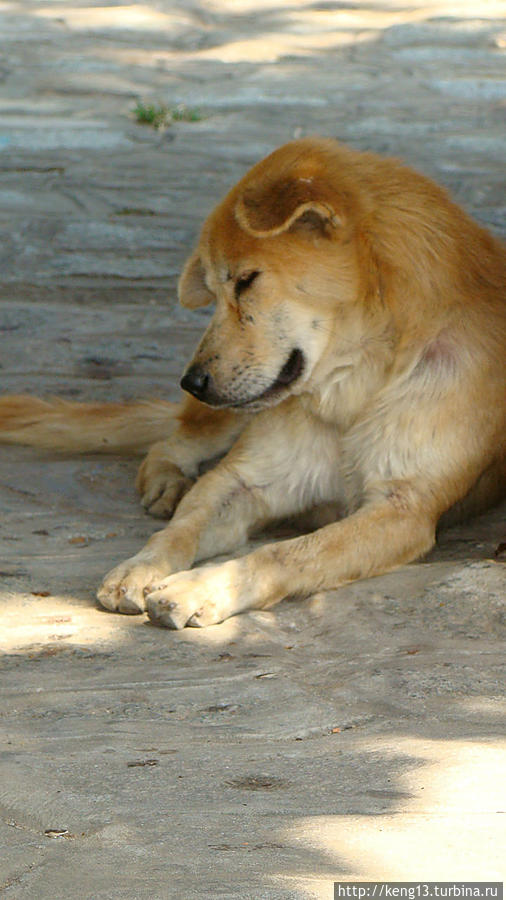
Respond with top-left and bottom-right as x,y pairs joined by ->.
146,597 -> 187,630
97,558 -> 172,616
98,586 -> 145,615
144,562 -> 247,629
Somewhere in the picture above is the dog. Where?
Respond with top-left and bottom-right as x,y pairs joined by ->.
1,138 -> 505,628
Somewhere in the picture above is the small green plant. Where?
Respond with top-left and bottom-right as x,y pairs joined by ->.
169,105 -> 202,122
132,101 -> 202,130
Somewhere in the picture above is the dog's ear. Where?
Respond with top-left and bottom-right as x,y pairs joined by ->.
235,175 -> 342,239
178,251 -> 214,308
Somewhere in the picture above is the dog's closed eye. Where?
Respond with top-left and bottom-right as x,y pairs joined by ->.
235,270 -> 260,299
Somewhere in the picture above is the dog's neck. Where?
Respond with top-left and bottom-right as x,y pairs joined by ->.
299,352 -> 385,429
298,303 -> 397,429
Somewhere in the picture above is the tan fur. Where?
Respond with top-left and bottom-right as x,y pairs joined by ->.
1,138 -> 505,627
0,394 -> 178,454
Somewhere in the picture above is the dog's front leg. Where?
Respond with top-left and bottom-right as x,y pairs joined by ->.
97,399 -> 341,618
145,485 -> 437,628
97,463 -> 265,615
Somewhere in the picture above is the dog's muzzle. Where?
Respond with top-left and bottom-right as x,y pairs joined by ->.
181,348 -> 305,408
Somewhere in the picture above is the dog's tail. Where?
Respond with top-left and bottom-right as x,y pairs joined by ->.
0,395 -> 179,454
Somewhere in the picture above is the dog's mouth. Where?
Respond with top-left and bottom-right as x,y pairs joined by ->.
234,347 -> 305,409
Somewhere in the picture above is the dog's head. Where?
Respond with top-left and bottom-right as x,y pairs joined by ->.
178,139 -> 367,410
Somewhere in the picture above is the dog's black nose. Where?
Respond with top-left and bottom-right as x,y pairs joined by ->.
180,364 -> 211,401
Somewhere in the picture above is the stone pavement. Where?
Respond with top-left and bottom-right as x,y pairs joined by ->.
0,1 -> 505,897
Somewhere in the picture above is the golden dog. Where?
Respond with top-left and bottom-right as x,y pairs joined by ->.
1,138 -> 505,628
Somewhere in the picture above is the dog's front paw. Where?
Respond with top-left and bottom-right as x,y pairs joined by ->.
136,449 -> 193,519
145,561 -> 252,629
97,556 -> 171,615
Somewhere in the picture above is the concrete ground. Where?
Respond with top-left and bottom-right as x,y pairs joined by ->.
0,1 -> 505,897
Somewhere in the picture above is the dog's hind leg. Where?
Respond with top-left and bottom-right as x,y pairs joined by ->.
136,394 -> 246,518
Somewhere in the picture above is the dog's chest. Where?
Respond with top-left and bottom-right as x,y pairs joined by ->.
299,368 -> 419,509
